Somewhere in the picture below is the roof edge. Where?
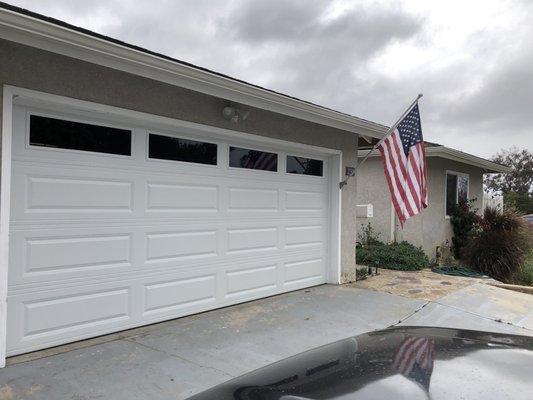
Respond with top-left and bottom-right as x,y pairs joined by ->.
357,145 -> 512,173
0,5 -> 388,139
426,146 -> 512,173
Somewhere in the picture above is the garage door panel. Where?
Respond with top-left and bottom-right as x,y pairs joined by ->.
284,258 -> 324,285
146,182 -> 219,212
23,288 -> 130,337
285,225 -> 325,248
7,104 -> 333,355
225,264 -> 278,299
25,234 -> 131,274
9,230 -> 133,285
145,230 -> 218,262
7,285 -> 132,353
27,176 -> 133,211
143,274 -> 216,316
227,227 -> 279,254
285,190 -> 325,211
11,166 -> 136,220
228,187 -> 279,211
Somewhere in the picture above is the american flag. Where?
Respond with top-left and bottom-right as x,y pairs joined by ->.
377,103 -> 428,226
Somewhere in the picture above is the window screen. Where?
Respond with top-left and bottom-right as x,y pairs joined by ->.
229,147 -> 277,171
30,115 -> 131,156
286,156 -> 323,176
149,134 -> 217,165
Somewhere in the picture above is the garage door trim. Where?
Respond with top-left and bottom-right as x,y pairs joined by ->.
0,85 -> 342,365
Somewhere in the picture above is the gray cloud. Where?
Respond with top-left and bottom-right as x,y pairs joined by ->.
5,0 -> 533,157
229,0 -> 327,43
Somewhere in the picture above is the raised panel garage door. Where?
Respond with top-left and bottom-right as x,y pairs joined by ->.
6,102 -> 335,355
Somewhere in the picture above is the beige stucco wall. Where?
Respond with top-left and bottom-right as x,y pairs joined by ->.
0,39 -> 361,281
356,155 -> 484,261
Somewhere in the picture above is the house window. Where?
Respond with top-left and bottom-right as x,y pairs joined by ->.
29,115 -> 131,156
148,134 -> 217,165
229,147 -> 277,171
446,171 -> 469,216
286,156 -> 323,176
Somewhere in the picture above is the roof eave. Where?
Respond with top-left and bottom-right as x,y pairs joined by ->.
426,147 -> 512,173
356,146 -> 512,173
0,7 -> 388,139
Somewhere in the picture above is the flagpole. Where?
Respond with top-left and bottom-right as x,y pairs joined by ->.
357,93 -> 423,170
339,93 -> 423,189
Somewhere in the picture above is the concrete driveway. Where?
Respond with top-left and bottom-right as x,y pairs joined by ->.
0,283 -> 531,400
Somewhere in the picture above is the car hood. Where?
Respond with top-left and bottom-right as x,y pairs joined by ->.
186,326 -> 533,400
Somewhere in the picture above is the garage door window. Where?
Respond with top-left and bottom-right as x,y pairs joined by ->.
286,155 -> 323,176
229,146 -> 277,171
148,133 -> 217,165
29,115 -> 131,156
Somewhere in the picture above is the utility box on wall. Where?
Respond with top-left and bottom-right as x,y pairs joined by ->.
356,204 -> 373,218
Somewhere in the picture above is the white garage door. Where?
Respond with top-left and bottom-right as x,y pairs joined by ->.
6,100 -> 336,355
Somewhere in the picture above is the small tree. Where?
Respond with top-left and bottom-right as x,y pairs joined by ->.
449,198 -> 480,259
484,147 -> 533,214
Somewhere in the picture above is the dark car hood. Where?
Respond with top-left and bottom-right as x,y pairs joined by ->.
187,326 -> 533,400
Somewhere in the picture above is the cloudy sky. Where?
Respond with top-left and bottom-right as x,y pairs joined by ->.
8,0 -> 533,157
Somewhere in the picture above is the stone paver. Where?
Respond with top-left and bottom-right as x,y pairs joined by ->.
351,268 -> 496,301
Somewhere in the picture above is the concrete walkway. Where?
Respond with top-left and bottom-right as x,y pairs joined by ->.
0,283 -> 531,400
401,283 -> 533,334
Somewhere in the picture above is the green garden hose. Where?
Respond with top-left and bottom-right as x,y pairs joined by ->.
431,265 -> 485,277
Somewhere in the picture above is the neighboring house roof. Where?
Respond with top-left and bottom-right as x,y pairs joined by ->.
0,2 -> 389,139
358,142 -> 511,173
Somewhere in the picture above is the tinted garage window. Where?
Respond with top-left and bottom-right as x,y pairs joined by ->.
286,156 -> 323,176
30,115 -> 131,156
229,147 -> 277,171
149,133 -> 217,165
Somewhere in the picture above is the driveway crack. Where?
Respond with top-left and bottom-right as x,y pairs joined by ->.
390,298 -> 533,334
122,337 -> 236,379
389,301 -> 431,328
432,301 -> 533,333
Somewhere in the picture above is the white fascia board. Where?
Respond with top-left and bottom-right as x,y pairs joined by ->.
0,8 -> 388,139
356,146 -> 511,173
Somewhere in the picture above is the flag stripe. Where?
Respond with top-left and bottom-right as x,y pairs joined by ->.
391,132 -> 422,210
385,134 -> 417,215
380,137 -> 412,220
383,133 -> 416,219
378,145 -> 405,221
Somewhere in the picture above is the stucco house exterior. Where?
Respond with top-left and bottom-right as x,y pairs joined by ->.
356,142 -> 510,260
0,4 -> 392,364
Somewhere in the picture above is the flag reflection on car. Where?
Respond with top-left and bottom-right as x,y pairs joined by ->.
392,336 -> 436,391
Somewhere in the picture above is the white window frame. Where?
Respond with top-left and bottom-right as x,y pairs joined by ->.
444,170 -> 470,218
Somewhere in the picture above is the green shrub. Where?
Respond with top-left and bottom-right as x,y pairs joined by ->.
516,251 -> 533,286
449,198 -> 480,258
356,246 -> 369,264
464,207 -> 531,282
357,241 -> 428,271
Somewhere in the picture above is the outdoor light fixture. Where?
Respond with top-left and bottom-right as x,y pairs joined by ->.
222,105 -> 250,123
